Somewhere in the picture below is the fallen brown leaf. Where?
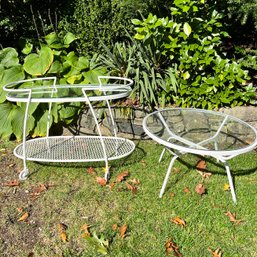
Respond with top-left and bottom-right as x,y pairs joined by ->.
60,232 -> 68,242
225,211 -> 242,225
173,167 -> 181,173
169,192 -> 175,198
81,223 -> 91,237
2,180 -> 20,187
116,171 -> 129,182
119,224 -> 127,239
208,247 -> 223,257
183,187 -> 190,194
196,159 -> 207,171
30,184 -> 48,199
170,216 -> 186,227
18,212 -> 29,222
129,178 -> 140,185
87,167 -> 95,174
112,224 -> 118,231
195,183 -> 206,195
125,182 -> 137,194
107,182 -> 116,190
165,239 -> 182,257
58,223 -> 68,242
197,170 -> 212,178
96,177 -> 107,186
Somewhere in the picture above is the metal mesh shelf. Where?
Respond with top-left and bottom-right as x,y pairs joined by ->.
14,136 -> 135,162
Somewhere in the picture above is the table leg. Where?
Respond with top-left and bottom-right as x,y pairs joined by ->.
221,160 -> 237,203
159,154 -> 179,198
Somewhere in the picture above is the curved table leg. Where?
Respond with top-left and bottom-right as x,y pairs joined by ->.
159,154 -> 179,198
159,148 -> 166,163
221,160 -> 237,203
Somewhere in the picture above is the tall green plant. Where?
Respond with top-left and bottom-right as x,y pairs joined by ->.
100,39 -> 178,109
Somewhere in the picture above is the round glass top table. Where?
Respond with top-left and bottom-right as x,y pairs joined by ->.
3,76 -> 135,181
143,108 -> 257,203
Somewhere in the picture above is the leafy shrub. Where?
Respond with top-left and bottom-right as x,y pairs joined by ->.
0,32 -> 107,140
132,0 -> 255,109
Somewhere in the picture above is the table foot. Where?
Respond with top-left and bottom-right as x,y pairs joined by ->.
19,168 -> 29,180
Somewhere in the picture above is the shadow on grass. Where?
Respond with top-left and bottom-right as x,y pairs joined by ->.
160,152 -> 257,177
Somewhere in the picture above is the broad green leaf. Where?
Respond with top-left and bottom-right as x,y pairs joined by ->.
182,71 -> 190,80
32,111 -> 51,137
67,74 -> 82,84
131,19 -> 142,25
63,32 -> 76,45
59,103 -> 80,120
21,42 -> 33,55
82,68 -> 107,84
0,102 -> 16,139
134,33 -> 145,40
23,46 -> 54,76
183,22 -> 192,37
12,106 -> 35,141
75,57 -> 90,70
48,61 -> 63,74
0,48 -> 19,68
0,65 -> 25,103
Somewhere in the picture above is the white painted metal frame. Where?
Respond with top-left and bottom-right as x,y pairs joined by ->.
3,76 -> 135,181
143,108 -> 257,203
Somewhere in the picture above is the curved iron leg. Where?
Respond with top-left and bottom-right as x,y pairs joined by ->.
159,154 -> 179,198
20,94 -> 31,180
222,160 -> 237,203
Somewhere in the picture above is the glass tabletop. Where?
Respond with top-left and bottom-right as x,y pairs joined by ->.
5,84 -> 132,103
143,108 -> 257,155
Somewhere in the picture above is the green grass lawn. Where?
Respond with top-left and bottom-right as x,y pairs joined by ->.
0,140 -> 257,257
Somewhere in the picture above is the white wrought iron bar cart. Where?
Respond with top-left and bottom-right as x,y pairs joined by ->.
4,76 -> 135,180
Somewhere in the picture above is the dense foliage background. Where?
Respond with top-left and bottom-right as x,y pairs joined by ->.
1,0 -> 257,140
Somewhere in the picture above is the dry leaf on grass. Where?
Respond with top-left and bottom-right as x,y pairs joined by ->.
18,212 -> 29,222
197,170 -> 212,178
183,187 -> 190,194
112,224 -> 118,231
173,167 -> 181,173
81,223 -> 91,237
116,171 -> 129,182
125,182 -> 137,194
195,183 -> 206,195
170,217 -> 186,227
169,192 -> 175,198
96,177 -> 107,186
30,184 -> 48,199
196,159 -> 207,170
2,180 -> 20,187
208,247 -> 223,257
87,167 -> 95,174
129,178 -> 140,185
119,224 -> 127,239
58,223 -> 68,242
225,211 -> 243,225
165,239 -> 182,257
107,182 -> 116,190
